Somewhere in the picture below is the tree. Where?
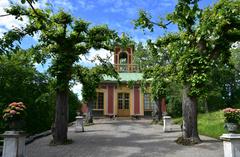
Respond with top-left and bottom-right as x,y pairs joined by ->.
0,49 -> 53,134
134,0 -> 240,143
1,2 -> 117,144
76,61 -> 118,124
134,41 -> 172,121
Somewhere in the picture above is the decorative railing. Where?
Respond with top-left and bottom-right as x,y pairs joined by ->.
114,64 -> 140,72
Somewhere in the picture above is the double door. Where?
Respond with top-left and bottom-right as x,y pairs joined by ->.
117,93 -> 130,117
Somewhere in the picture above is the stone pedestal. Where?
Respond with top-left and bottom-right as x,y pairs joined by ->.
75,116 -> 84,132
220,134 -> 240,157
163,116 -> 172,132
1,131 -> 26,157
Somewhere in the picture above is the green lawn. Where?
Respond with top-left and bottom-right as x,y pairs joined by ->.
173,110 -> 225,139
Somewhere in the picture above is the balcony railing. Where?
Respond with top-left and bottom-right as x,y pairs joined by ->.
114,64 -> 140,73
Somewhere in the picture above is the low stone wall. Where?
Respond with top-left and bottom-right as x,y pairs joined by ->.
26,130 -> 52,144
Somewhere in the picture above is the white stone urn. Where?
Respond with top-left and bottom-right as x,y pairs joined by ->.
225,123 -> 239,133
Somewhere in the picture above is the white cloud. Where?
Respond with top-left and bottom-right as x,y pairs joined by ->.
74,48 -> 114,100
72,83 -> 82,100
80,48 -> 114,67
76,0 -> 95,10
0,0 -> 28,37
0,0 -> 75,38
53,0 -> 77,12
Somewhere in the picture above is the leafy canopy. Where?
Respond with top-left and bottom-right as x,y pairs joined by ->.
134,0 -> 240,96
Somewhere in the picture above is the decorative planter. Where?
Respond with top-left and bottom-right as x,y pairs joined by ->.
225,123 -> 239,133
8,120 -> 25,131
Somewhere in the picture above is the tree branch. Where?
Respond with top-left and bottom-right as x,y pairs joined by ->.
26,0 -> 40,17
151,21 -> 172,29
0,14 -> 11,17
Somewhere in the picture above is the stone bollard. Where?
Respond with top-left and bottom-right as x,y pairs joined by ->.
163,116 -> 172,132
75,116 -> 84,132
220,134 -> 240,157
1,131 -> 26,157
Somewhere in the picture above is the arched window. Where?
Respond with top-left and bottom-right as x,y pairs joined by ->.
119,52 -> 128,72
119,52 -> 128,64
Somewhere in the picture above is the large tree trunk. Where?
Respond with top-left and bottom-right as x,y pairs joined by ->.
182,85 -> 201,143
158,98 -> 163,120
152,98 -> 162,122
86,98 -> 94,124
52,89 -> 69,145
152,99 -> 159,121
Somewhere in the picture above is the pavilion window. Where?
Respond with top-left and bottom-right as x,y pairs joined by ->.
144,93 -> 153,110
119,52 -> 128,72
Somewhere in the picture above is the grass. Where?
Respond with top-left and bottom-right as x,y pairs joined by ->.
198,110 -> 225,138
173,110 -> 225,139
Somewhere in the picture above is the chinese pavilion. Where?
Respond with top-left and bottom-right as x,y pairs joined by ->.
93,45 -> 166,117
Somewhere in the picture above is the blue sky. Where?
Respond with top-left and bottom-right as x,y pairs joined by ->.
1,0 -> 218,46
0,0 -> 219,99
44,0 -> 218,42
0,0 -> 219,55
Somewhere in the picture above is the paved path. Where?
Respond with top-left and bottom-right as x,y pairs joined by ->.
27,118 -> 223,157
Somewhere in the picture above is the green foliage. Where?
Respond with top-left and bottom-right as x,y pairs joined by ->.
1,4 -> 118,92
1,2 -> 118,142
134,40 -> 174,100
77,63 -> 118,102
133,10 -> 154,32
115,33 -> 135,50
0,50 -> 80,134
0,50 -> 51,133
174,111 -> 225,139
127,80 -> 135,89
25,82 -> 55,134
68,92 -> 81,122
166,82 -> 183,117
134,0 -> 240,98
230,43 -> 240,70
198,111 -> 225,138
167,96 -> 182,118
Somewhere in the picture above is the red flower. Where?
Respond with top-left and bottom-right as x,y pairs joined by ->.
10,110 -> 16,115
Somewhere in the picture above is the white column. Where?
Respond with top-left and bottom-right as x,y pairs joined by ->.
75,116 -> 84,132
163,116 -> 172,132
220,134 -> 240,157
2,131 -> 26,157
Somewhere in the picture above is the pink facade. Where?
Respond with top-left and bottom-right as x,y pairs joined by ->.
134,87 -> 140,114
107,85 -> 114,115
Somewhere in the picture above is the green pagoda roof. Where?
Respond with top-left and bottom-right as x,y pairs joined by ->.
103,73 -> 143,82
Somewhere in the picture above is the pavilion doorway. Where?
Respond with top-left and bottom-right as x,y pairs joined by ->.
117,93 -> 130,117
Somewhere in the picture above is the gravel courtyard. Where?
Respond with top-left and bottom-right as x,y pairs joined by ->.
26,118 -> 223,157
